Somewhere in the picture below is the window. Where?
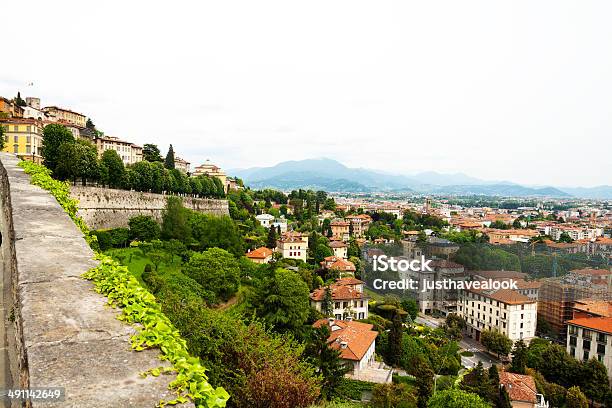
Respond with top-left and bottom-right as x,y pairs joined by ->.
14,136 -> 18,143
26,136 -> 31,143
597,343 -> 606,354
13,145 -> 18,153
26,145 -> 31,154
570,347 -> 575,357
583,339 -> 591,350
583,350 -> 590,361
597,333 -> 606,343
13,125 -> 18,131
570,336 -> 577,346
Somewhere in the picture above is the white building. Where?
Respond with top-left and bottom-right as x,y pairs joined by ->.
329,240 -> 348,259
275,231 -> 308,262
271,218 -> 288,233
255,213 -> 275,228
310,277 -> 368,320
458,287 -> 537,343
567,317 -> 612,383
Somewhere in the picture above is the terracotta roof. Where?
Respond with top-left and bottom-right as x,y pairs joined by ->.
571,268 -> 612,277
310,278 -> 366,301
514,279 -> 542,290
313,319 -> 378,361
429,260 -> 464,270
470,270 -> 527,280
468,286 -> 535,305
245,246 -> 273,259
573,300 -> 612,318
567,317 -> 612,334
320,256 -> 356,272
499,371 -> 537,403
329,241 -> 348,248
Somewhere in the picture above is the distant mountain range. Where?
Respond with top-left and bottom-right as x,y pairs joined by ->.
229,158 -> 612,199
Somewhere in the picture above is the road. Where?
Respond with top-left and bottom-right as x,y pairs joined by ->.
415,314 -> 500,369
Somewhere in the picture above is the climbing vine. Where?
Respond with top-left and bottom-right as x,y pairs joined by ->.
18,160 -> 229,408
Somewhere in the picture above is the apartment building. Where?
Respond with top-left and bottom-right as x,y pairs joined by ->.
0,118 -> 44,163
310,277 -> 369,320
566,317 -> 612,382
94,136 -> 142,165
344,214 -> 372,238
458,287 -> 537,342
42,106 -> 87,127
331,220 -> 350,241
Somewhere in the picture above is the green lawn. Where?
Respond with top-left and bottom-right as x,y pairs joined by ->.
104,247 -> 183,285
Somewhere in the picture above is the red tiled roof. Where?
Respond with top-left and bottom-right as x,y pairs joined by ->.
310,278 -> 366,301
313,319 -> 378,361
329,241 -> 348,248
246,246 -> 273,259
567,317 -> 612,334
499,371 -> 537,403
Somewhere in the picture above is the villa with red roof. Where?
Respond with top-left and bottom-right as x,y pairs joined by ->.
313,318 -> 387,380
310,277 -> 369,320
499,371 -> 548,408
245,246 -> 273,264
320,256 -> 356,275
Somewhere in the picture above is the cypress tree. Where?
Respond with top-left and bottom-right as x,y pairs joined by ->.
164,144 -> 175,169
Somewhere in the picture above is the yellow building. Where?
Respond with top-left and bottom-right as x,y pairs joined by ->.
0,118 -> 44,163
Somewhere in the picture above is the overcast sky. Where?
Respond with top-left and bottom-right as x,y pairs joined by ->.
2,1 -> 611,187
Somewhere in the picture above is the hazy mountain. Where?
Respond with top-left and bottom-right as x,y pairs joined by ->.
559,186 -> 612,199
229,158 -> 576,197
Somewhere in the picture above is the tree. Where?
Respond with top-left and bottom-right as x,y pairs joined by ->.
401,299 -> 419,321
371,383 -> 417,408
304,325 -> 348,399
322,286 -> 333,316
161,196 -> 191,242
580,358 -> 609,403
86,118 -> 96,129
387,309 -> 403,366
510,339 -> 528,374
14,92 -> 26,107
443,313 -> 467,340
164,144 -> 175,169
347,239 -> 360,258
250,268 -> 310,332
414,358 -> 434,408
427,389 -> 490,408
480,330 -> 513,358
558,231 -> 574,243
183,248 -> 241,303
54,139 -> 99,185
189,213 -> 244,257
128,215 -> 160,241
100,149 -> 124,188
267,224 -> 278,250
566,386 -> 588,408
0,124 -> 5,150
41,124 -> 75,173
142,143 -> 163,162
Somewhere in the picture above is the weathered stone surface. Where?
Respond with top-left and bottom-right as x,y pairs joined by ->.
0,153 -> 194,407
70,186 -> 229,229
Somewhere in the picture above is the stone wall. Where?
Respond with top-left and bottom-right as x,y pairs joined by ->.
70,186 -> 229,230
0,153 -> 193,407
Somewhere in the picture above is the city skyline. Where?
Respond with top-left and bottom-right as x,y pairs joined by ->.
2,0 -> 612,187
